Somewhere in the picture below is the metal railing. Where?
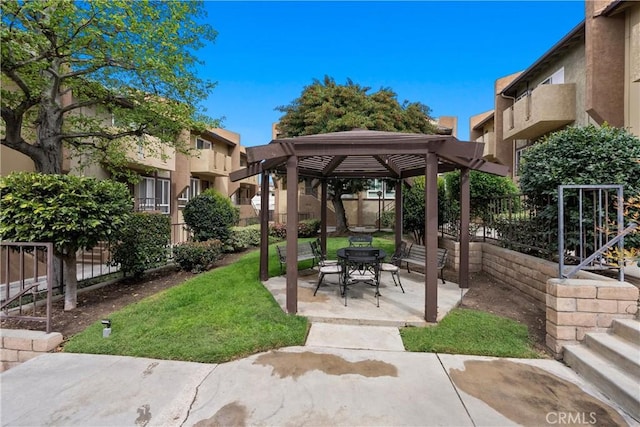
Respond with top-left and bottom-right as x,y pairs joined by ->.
1,242 -> 54,333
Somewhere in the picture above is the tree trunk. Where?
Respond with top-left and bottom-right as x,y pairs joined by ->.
34,103 -> 64,174
332,197 -> 349,234
61,251 -> 78,311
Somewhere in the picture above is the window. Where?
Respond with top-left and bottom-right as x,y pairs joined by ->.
156,179 -> 170,214
136,176 -> 170,214
196,138 -> 212,150
514,146 -> 531,176
366,179 -> 395,199
540,67 -> 565,86
190,178 -> 201,199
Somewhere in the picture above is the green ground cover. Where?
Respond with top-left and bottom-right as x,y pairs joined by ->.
65,234 -> 539,362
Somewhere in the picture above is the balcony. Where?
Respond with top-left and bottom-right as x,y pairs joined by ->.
238,174 -> 259,187
475,131 -> 496,160
190,149 -> 231,177
503,83 -> 576,141
126,137 -> 176,171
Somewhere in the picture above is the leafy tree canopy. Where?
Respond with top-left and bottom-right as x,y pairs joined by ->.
276,76 -> 437,136
0,172 -> 132,309
519,124 -> 640,202
1,0 -> 218,175
275,76 -> 438,232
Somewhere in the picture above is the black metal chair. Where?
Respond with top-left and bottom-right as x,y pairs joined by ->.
380,241 -> 406,293
348,235 -> 373,247
341,247 -> 381,307
312,240 -> 342,295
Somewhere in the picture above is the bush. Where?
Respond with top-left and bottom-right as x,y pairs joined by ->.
380,211 -> 395,228
183,189 -> 239,242
173,239 -> 223,273
269,223 -> 287,239
519,124 -> 640,253
226,225 -> 261,252
268,219 -> 320,239
443,170 -> 519,222
110,212 -> 171,278
298,219 -> 320,237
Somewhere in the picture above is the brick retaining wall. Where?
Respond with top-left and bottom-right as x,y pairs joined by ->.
546,278 -> 638,358
439,238 -> 638,357
1,329 -> 63,372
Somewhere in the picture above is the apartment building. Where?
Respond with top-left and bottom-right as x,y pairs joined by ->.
1,124 -> 259,234
470,0 -> 640,179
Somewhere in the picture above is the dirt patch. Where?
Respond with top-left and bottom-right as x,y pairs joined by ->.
453,270 -> 548,356
2,249 -> 549,355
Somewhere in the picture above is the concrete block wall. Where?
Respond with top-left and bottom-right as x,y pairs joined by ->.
481,243 -> 558,307
1,329 -> 63,372
546,278 -> 639,358
438,239 -> 483,273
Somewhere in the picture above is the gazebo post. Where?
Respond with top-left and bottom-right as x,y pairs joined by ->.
259,170 -> 270,281
459,168 -> 470,288
394,179 -> 403,251
320,179 -> 328,255
424,152 -> 439,322
285,155 -> 298,314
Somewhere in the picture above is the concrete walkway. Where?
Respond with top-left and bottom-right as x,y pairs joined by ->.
2,332 -> 637,426
2,268 -> 638,426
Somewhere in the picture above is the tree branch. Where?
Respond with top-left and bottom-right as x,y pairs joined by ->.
62,127 -> 146,143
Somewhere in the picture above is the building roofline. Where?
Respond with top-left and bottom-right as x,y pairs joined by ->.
500,21 -> 585,95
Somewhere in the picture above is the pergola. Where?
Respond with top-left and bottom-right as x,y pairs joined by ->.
230,129 -> 509,322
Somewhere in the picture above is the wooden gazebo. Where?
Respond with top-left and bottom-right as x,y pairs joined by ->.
230,129 -> 509,322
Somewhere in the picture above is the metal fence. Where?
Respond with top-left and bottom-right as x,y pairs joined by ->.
1,242 -> 54,332
439,193 -> 555,260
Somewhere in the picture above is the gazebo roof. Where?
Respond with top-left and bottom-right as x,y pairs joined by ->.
230,129 -> 509,181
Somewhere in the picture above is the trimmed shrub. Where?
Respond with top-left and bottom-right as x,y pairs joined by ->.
268,219 -> 320,239
269,223 -> 287,239
226,225 -> 261,252
380,211 -> 395,228
110,212 -> 171,278
298,219 -> 320,237
183,189 -> 240,242
173,239 -> 223,273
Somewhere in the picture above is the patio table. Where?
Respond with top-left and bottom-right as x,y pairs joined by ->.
337,247 -> 386,307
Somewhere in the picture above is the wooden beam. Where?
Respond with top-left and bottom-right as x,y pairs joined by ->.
285,155 -> 298,314
230,163 -> 262,182
395,179 -> 403,250
459,168 -> 470,288
259,171 -> 270,281
425,152 -> 439,323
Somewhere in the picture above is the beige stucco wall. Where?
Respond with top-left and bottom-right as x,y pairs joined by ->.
625,3 -> 640,136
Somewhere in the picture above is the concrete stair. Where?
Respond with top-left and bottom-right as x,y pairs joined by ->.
563,318 -> 640,422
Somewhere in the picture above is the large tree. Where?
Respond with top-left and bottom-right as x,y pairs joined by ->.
276,76 -> 437,233
1,0 -> 217,174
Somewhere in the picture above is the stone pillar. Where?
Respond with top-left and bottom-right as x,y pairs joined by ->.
546,278 -> 639,358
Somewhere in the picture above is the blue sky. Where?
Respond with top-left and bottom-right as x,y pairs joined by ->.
198,1 -> 585,146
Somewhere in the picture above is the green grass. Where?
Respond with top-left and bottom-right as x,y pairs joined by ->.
400,308 -> 541,358
65,234 -> 540,362
64,246 -> 308,363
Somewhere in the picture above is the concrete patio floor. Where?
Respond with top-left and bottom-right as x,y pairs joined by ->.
262,267 -> 466,326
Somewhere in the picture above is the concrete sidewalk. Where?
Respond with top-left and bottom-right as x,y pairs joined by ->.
1,324 -> 637,427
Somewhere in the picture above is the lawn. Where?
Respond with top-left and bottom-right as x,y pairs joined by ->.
64,234 -> 540,362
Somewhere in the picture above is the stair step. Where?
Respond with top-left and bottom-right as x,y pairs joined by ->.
564,344 -> 640,421
585,332 -> 640,377
612,318 -> 640,346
